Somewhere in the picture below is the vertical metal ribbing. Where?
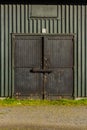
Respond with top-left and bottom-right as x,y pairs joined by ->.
31,19 -> 34,33
8,5 -> 12,96
78,5 -> 82,97
65,5 -> 69,33
36,19 -> 38,33
48,19 -> 50,33
61,5 -> 65,33
48,19 -> 51,33
73,5 -> 78,98
17,4 -> 21,33
0,5 -> 1,96
12,5 -> 16,33
33,19 -> 36,33
86,5 -> 87,96
82,5 -> 85,96
4,5 -> 9,96
53,19 -> 57,33
44,19 -> 46,32
41,19 -> 45,33
56,5 -> 59,33
37,19 -> 41,33
85,5 -> 87,96
40,19 -> 42,33
20,5 -> 24,33
50,19 -> 53,33
30,19 -> 32,33
46,19 -> 49,33
58,5 -> 61,33
24,5 -> 28,33
12,5 -> 16,97
70,5 -> 74,33
1,5 -> 5,96
32,19 -> 34,33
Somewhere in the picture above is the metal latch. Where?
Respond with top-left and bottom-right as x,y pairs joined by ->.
30,68 -> 52,74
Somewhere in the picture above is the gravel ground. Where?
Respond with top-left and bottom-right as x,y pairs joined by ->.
0,105 -> 87,130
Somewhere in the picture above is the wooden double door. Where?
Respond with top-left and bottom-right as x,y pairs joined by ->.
13,35 -> 74,99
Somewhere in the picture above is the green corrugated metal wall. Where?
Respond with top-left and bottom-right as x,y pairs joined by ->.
0,4 -> 87,98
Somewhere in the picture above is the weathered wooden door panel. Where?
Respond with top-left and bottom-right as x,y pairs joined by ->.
14,36 -> 42,67
44,36 -> 74,99
44,36 -> 73,68
14,36 -> 43,98
14,68 -> 43,97
45,68 -> 73,99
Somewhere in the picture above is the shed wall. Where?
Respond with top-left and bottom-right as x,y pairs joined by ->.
0,4 -> 87,98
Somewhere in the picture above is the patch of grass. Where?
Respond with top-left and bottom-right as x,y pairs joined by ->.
0,98 -> 87,106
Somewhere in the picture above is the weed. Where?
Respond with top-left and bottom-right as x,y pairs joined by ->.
0,98 -> 87,106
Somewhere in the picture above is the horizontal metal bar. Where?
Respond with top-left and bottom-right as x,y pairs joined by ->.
30,68 -> 52,74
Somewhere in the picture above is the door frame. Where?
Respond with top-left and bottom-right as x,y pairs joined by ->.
12,33 -> 75,99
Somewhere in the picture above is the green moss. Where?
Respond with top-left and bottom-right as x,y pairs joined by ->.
0,98 -> 87,106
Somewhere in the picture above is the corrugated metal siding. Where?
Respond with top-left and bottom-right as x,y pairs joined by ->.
0,4 -> 87,98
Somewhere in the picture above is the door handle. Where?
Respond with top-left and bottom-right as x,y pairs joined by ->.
30,68 -> 52,74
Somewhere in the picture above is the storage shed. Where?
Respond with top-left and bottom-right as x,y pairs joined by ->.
0,0 -> 87,99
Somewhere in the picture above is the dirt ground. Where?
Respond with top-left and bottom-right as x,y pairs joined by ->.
0,105 -> 87,130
